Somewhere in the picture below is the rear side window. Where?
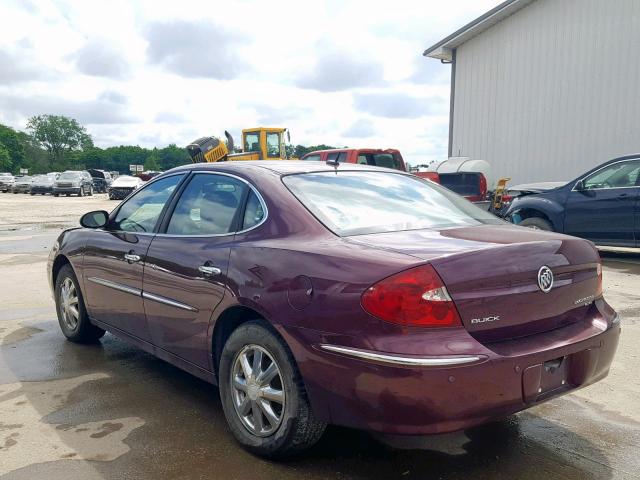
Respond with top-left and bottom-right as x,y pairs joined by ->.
282,171 -> 501,236
167,174 -> 246,235
242,190 -> 266,230
302,154 -> 321,161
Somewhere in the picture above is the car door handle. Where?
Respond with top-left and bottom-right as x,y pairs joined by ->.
199,265 -> 222,276
124,253 -> 141,263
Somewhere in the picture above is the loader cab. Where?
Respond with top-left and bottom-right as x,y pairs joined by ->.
241,128 -> 288,160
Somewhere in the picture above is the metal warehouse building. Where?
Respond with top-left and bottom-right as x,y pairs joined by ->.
424,0 -> 640,185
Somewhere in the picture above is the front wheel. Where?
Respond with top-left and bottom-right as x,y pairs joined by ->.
88,186 -> 93,196
218,321 -> 326,458
54,264 -> 105,343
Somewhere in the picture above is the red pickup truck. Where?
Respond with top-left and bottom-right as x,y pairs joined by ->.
300,148 -> 407,171
300,149 -> 490,203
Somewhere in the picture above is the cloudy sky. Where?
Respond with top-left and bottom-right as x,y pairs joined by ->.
0,0 -> 501,165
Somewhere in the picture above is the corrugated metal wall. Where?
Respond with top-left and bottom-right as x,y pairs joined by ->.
452,0 -> 640,185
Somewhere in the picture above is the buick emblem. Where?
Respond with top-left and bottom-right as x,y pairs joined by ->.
538,266 -> 554,293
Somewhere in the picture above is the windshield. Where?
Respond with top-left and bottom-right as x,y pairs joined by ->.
33,175 -> 52,184
58,172 -> 81,181
282,171 -> 502,236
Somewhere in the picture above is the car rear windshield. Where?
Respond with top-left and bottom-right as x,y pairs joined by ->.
357,153 -> 404,170
438,173 -> 483,196
282,171 -> 502,236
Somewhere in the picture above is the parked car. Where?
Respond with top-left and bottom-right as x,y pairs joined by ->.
88,169 -> 113,193
300,148 -> 408,171
0,173 -> 15,192
505,154 -> 640,247
48,161 -> 619,457
30,174 -> 56,195
108,175 -> 144,200
53,171 -> 94,197
12,175 -> 34,193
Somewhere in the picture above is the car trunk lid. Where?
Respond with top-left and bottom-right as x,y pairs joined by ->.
348,225 -> 601,343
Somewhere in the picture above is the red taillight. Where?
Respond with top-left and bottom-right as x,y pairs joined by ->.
361,264 -> 462,328
596,261 -> 603,296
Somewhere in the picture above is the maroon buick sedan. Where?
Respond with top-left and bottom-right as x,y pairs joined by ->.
48,161 -> 620,457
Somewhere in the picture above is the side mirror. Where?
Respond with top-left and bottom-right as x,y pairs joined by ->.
574,179 -> 585,191
80,210 -> 109,229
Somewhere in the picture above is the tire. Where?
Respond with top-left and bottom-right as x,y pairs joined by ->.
218,321 -> 326,458
78,187 -> 84,197
54,193 -> 59,197
54,264 -> 105,343
88,186 -> 93,196
30,192 -> 35,196
519,217 -> 553,231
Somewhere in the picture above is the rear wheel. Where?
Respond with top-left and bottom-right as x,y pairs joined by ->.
519,217 -> 553,231
218,321 -> 326,457
78,187 -> 84,197
88,186 -> 93,196
54,264 -> 105,343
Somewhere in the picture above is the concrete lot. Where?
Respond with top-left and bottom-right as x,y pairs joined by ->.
0,193 -> 639,479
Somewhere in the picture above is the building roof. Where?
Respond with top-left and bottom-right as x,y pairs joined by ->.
423,0 -> 535,61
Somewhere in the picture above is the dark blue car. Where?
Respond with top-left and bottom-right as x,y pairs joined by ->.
506,155 -> 640,247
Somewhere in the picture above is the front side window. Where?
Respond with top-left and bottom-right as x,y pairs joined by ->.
112,174 -> 184,233
244,132 -> 260,152
266,132 -> 281,158
166,174 -> 246,235
583,160 -> 640,189
302,154 -> 321,162
283,171 -> 502,236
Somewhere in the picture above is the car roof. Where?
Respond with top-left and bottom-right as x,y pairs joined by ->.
170,160 -> 402,176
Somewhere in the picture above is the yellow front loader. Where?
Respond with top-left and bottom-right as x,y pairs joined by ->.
187,128 -> 291,163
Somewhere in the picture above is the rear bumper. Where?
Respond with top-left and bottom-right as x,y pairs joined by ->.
30,186 -> 53,194
282,315 -> 621,435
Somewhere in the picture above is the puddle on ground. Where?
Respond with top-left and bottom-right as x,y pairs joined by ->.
0,373 -> 145,475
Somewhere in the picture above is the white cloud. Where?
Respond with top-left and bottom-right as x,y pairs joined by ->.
0,0 -> 503,164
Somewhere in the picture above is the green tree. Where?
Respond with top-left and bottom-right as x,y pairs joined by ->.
26,115 -> 93,167
15,131 -> 48,173
0,124 -> 25,169
144,149 -> 160,171
158,144 -> 191,170
0,142 -> 11,171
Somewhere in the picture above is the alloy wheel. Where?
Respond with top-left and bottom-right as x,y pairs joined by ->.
230,344 -> 285,437
59,277 -> 80,331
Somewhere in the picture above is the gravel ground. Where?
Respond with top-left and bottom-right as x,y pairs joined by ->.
0,192 -> 114,232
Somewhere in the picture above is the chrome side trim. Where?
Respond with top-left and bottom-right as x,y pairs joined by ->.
318,344 -> 483,367
142,291 -> 199,312
87,277 -> 141,297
